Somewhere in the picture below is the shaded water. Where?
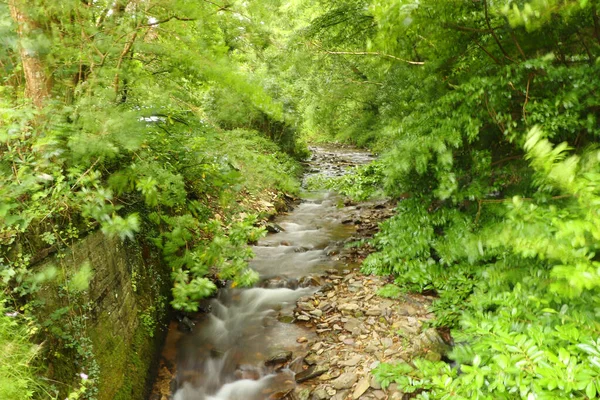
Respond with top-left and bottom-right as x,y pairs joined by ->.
165,146 -> 374,400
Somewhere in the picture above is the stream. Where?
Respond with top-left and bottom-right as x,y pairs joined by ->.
152,146 -> 375,400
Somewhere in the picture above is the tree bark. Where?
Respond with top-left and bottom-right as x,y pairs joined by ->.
9,0 -> 51,108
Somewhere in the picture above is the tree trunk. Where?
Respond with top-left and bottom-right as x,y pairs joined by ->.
9,0 -> 51,108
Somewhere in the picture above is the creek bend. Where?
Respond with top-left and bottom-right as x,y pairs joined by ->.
153,146 -> 375,400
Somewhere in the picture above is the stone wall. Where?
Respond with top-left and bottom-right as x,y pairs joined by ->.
36,230 -> 170,400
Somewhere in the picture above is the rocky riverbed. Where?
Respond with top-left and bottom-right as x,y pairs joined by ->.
149,146 -> 451,400
259,200 -> 450,400
273,268 -> 448,400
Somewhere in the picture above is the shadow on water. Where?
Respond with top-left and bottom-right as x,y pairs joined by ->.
160,146 -> 375,400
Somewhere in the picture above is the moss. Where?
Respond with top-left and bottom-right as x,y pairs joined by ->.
34,232 -> 171,400
88,316 -> 129,400
113,328 -> 158,400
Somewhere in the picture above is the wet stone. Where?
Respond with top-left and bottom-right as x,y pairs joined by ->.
266,223 -> 284,233
289,356 -> 306,374
299,275 -> 322,287
265,350 -> 293,366
298,302 -> 315,311
278,310 -> 295,323
295,364 -> 329,383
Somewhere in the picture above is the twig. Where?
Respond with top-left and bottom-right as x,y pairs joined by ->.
113,29 -> 140,96
473,39 -> 502,65
511,31 -> 526,60
142,15 -> 196,26
523,74 -> 533,122
70,158 -> 99,190
483,93 -> 506,132
346,79 -> 383,86
491,155 -> 523,166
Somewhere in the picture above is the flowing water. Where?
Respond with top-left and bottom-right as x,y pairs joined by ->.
159,146 -> 375,400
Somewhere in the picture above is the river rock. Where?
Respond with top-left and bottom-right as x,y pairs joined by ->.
411,328 -> 449,357
331,372 -> 357,389
366,308 -> 382,316
352,377 -> 370,399
177,316 -> 195,332
295,364 -> 329,383
299,275 -> 322,287
370,375 -> 381,390
304,353 -> 320,365
294,388 -> 311,400
278,309 -> 295,323
340,355 -> 361,367
332,390 -> 349,400
312,386 -> 328,400
397,303 -> 419,316
265,350 -> 293,366
289,356 -> 306,373
338,303 -> 360,312
298,302 -> 315,311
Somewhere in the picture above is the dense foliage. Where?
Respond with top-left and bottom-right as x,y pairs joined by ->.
4,0 -> 600,398
292,0 -> 600,398
1,0 -> 305,397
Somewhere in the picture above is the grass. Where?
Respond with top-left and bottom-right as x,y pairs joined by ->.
0,298 -> 40,400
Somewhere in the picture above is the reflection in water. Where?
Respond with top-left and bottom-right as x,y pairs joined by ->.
170,147 -> 374,400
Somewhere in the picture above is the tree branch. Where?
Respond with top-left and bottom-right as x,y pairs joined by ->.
142,15 -> 197,27
523,73 -> 533,122
511,31 -> 527,60
593,6 -> 600,46
473,39 -> 502,65
483,0 -> 515,63
113,30 -> 140,98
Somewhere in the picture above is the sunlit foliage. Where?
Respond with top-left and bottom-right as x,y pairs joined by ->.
294,0 -> 600,398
